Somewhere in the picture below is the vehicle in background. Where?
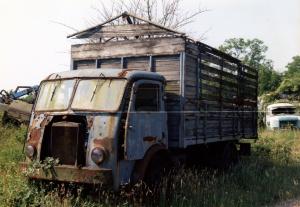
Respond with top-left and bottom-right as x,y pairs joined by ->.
20,12 -> 258,190
266,103 -> 300,129
0,86 -> 38,124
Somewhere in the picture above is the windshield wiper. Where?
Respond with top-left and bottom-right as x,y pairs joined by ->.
50,85 -> 57,101
90,73 -> 106,102
50,75 -> 61,101
90,84 -> 99,102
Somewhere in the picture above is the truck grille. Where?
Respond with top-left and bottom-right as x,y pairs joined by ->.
47,121 -> 85,166
279,120 -> 298,128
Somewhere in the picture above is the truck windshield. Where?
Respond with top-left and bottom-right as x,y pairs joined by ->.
35,80 -> 76,111
272,107 -> 296,115
71,79 -> 126,111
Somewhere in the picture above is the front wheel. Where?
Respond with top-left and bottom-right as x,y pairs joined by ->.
144,151 -> 173,187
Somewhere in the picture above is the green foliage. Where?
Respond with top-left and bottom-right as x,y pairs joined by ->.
271,56 -> 300,99
259,66 -> 282,96
219,38 -> 282,95
260,56 -> 300,103
23,157 -> 60,177
219,38 -> 268,68
285,56 -> 300,77
276,73 -> 300,96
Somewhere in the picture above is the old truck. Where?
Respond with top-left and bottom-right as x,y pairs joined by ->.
21,12 -> 258,190
266,103 -> 300,129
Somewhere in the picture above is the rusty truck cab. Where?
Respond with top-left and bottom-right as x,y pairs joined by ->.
21,69 -> 168,190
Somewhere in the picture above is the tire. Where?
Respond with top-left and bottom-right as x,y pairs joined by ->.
219,142 -> 239,169
143,151 -> 173,187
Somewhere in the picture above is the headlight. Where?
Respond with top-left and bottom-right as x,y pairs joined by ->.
91,147 -> 106,164
25,144 -> 36,158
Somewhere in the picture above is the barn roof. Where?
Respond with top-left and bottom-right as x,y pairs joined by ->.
67,11 -> 185,40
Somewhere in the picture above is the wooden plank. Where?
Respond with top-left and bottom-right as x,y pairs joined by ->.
201,52 -> 221,67
243,65 -> 257,74
201,64 -> 237,82
125,56 -> 149,70
71,37 -> 185,60
241,71 -> 257,80
89,24 -> 175,38
242,78 -> 257,87
201,73 -> 238,88
186,42 -> 199,57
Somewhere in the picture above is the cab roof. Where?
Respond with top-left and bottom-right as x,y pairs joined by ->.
267,103 -> 296,110
45,69 -> 165,82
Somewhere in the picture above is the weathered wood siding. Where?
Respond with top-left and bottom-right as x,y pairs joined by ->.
85,24 -> 176,39
183,41 -> 257,147
71,37 -> 185,60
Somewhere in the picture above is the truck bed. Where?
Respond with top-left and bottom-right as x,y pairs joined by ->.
70,37 -> 257,149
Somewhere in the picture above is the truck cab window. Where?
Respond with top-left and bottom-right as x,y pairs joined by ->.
135,83 -> 160,111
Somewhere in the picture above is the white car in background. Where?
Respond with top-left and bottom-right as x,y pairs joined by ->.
266,103 -> 300,130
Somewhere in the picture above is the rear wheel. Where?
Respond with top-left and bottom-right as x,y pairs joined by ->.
218,142 -> 239,169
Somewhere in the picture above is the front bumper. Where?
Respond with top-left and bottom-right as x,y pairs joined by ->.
20,162 -> 112,186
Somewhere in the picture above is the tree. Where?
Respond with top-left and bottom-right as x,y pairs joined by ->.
259,68 -> 282,96
93,0 -> 206,30
273,56 -> 300,100
219,38 -> 282,95
276,73 -> 300,97
219,38 -> 269,68
285,55 -> 300,77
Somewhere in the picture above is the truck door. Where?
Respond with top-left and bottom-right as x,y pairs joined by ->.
124,80 -> 167,160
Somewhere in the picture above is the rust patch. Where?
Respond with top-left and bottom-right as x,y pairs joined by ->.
143,136 -> 157,142
118,69 -> 136,78
28,128 -> 41,146
86,116 -> 94,129
20,162 -> 113,185
93,137 -> 113,153
40,117 -> 48,127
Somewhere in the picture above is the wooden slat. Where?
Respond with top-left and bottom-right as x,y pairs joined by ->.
71,37 -> 185,60
201,73 -> 238,88
125,57 -> 149,70
241,71 -> 257,80
201,64 -> 237,81
89,24 -> 175,38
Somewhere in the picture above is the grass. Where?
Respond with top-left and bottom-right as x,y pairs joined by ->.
0,114 -> 300,206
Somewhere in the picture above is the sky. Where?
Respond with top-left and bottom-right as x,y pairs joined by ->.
0,0 -> 299,90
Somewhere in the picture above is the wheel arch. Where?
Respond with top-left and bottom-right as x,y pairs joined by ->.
130,143 -> 169,184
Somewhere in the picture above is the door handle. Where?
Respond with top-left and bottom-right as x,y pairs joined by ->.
128,125 -> 133,129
